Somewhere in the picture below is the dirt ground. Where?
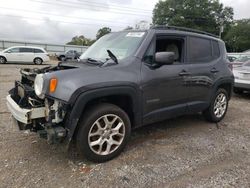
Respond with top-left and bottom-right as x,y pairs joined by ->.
0,62 -> 250,188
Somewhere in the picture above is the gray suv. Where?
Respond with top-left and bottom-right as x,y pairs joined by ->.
6,26 -> 234,162
56,50 -> 81,61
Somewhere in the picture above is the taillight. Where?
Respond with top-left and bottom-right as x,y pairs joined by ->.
228,63 -> 233,71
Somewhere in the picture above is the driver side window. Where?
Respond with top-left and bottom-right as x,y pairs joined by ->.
144,36 -> 184,65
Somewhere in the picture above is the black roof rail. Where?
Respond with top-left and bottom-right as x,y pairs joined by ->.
151,25 -> 219,38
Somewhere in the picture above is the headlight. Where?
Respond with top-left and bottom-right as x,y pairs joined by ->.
34,74 -> 44,98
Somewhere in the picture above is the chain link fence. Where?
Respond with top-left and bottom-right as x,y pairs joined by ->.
0,39 -> 88,54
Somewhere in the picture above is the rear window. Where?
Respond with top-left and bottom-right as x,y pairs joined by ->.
34,49 -> 44,53
188,37 -> 212,63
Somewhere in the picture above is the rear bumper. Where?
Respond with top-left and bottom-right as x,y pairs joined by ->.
6,95 -> 45,124
43,56 -> 50,62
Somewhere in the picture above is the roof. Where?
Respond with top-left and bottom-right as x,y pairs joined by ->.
6,46 -> 45,50
151,25 -> 219,38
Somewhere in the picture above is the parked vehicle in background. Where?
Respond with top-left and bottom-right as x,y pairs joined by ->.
227,55 -> 237,62
56,50 -> 81,61
0,46 -> 49,64
233,61 -> 250,94
231,54 -> 250,67
227,53 -> 242,61
243,49 -> 250,53
6,26 -> 234,162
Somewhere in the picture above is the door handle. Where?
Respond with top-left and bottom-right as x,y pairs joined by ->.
210,68 -> 219,73
179,70 -> 190,76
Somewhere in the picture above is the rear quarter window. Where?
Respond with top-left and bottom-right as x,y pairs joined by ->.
188,37 -> 213,63
212,40 -> 220,58
34,49 -> 44,53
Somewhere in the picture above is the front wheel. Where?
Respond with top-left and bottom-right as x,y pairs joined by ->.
0,56 -> 6,64
76,103 -> 131,163
203,88 -> 229,123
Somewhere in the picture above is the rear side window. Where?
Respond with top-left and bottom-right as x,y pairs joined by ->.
188,37 -> 212,63
20,48 -> 33,53
34,49 -> 44,53
212,40 -> 220,58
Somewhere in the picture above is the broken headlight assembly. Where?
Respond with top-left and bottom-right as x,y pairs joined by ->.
34,74 -> 45,99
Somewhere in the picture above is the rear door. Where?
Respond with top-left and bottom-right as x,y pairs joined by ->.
20,48 -> 34,62
184,36 -> 221,111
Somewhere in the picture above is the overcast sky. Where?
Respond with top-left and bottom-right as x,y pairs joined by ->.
0,0 -> 249,44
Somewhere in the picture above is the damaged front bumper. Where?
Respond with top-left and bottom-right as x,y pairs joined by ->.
7,94 -> 67,144
7,81 -> 68,144
6,94 -> 45,124
6,67 -> 70,144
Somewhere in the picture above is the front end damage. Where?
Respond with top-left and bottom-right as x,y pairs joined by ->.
6,66 -> 72,144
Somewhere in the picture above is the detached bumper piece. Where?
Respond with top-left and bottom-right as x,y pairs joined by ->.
6,95 -> 45,124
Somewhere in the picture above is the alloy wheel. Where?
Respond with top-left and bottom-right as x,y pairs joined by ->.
88,114 -> 125,156
213,93 -> 227,118
0,57 -> 6,64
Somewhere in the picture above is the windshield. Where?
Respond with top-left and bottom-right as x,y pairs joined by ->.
80,31 -> 146,61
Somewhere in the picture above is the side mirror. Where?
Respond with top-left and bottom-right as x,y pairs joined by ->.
6,50 -> 11,53
155,52 -> 175,65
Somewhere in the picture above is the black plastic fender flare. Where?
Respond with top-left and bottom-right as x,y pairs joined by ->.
64,85 -> 142,144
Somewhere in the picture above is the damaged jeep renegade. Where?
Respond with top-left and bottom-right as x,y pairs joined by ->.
6,26 -> 234,162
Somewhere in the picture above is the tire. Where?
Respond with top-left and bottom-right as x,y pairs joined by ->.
76,103 -> 131,163
234,88 -> 244,95
59,56 -> 65,61
203,88 -> 229,123
0,56 -> 6,64
34,57 -> 43,65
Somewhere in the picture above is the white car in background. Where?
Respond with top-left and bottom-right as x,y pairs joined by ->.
0,46 -> 50,65
233,61 -> 250,94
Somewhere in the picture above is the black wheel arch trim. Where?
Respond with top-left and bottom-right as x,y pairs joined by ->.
211,77 -> 234,100
64,85 -> 142,144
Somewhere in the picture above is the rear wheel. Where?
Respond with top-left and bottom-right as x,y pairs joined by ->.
76,103 -> 131,163
34,57 -> 43,65
0,56 -> 6,64
203,88 -> 229,123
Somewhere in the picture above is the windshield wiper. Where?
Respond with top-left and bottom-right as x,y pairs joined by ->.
107,50 -> 118,64
80,58 -> 103,65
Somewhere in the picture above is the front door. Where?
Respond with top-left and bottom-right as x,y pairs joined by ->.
141,35 -> 189,125
4,47 -> 21,62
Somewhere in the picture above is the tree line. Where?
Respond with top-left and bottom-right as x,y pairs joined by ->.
67,0 -> 250,52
